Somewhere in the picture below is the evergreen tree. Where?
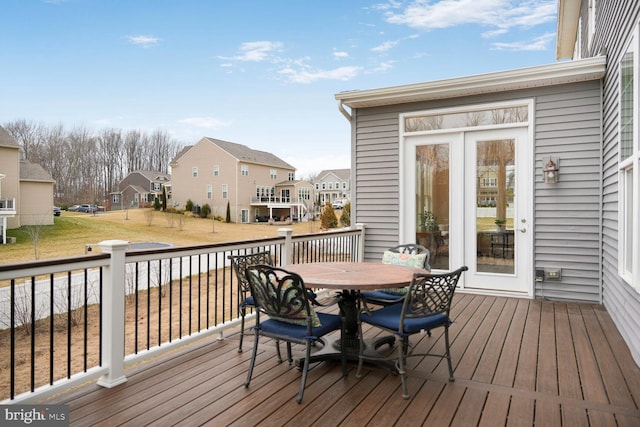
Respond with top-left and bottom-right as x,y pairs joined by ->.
320,202 -> 338,229
340,202 -> 351,227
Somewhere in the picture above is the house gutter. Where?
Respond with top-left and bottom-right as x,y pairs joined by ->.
335,56 -> 606,109
338,100 -> 351,121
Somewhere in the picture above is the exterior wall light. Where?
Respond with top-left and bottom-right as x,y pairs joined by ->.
543,157 -> 559,184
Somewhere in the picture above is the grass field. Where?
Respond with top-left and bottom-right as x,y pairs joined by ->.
0,209 -> 325,265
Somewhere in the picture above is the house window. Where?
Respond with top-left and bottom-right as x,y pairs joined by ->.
113,194 -> 120,203
222,184 -> 228,199
152,183 -> 161,192
213,165 -> 219,176
207,184 -> 212,200
322,183 -> 326,190
315,183 -> 319,190
482,178 -> 497,187
342,181 -> 347,190
288,172 -> 295,181
298,187 -> 310,200
241,165 -> 249,176
619,27 -> 639,288
192,167 -> 198,177
270,169 -> 277,180
328,183 -> 333,190
405,105 -> 528,132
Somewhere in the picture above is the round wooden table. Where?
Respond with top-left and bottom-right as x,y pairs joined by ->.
284,261 -> 421,291
284,262 -> 426,369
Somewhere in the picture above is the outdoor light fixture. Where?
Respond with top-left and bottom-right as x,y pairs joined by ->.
543,157 -> 559,184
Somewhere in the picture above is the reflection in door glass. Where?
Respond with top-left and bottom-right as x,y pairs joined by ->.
476,139 -> 515,274
415,144 -> 449,270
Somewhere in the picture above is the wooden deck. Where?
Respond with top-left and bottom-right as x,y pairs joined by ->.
43,294 -> 640,426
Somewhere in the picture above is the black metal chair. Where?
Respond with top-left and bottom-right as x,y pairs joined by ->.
244,264 -> 347,403
360,244 -> 431,306
228,251 -> 274,354
356,266 -> 468,399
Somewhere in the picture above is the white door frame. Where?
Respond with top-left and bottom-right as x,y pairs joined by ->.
400,125 -> 534,297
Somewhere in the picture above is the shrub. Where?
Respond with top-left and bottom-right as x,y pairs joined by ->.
225,201 -> 231,223
340,202 -> 351,227
201,204 -> 211,218
320,202 -> 338,229
185,199 -> 194,212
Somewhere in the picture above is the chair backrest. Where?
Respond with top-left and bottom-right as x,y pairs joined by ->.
245,264 -> 317,329
388,244 -> 431,270
228,251 -> 274,293
401,266 -> 468,323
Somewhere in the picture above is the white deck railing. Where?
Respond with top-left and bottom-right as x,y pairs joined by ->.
0,225 -> 365,404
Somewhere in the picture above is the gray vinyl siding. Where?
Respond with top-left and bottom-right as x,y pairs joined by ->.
587,0 -> 640,365
353,81 -> 602,304
534,81 -> 602,302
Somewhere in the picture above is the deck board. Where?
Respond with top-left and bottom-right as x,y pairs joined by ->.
40,294 -> 640,426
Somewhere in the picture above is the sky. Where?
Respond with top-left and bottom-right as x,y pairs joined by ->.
0,0 -> 559,179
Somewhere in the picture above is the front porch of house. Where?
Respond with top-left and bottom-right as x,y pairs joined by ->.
42,293 -> 640,426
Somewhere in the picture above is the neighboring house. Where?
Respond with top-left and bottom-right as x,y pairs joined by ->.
334,1 -> 640,365
111,170 -> 171,210
170,137 -> 313,223
0,126 -> 55,244
314,169 -> 351,206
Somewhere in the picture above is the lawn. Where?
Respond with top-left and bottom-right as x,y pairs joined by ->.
0,209 -> 324,265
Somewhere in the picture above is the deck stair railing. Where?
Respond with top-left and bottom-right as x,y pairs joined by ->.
0,225 -> 365,403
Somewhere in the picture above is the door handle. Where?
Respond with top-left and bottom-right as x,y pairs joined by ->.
519,219 -> 527,233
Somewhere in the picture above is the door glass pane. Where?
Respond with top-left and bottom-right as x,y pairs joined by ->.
415,144 -> 449,270
476,139 -> 515,274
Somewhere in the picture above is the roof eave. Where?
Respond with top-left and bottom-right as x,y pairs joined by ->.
335,56 -> 606,109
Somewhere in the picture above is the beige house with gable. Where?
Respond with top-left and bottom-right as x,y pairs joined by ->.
0,126 -> 55,244
170,137 -> 314,223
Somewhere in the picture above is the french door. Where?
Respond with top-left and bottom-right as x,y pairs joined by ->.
402,127 -> 532,295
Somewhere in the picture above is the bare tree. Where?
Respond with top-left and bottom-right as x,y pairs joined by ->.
23,224 -> 46,260
3,119 -> 45,160
3,119 -> 187,207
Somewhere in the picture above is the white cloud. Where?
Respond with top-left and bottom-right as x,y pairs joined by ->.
491,32 -> 555,51
279,65 -> 362,84
383,0 -> 556,32
371,40 -> 399,52
371,60 -> 395,72
126,35 -> 160,48
218,41 -> 283,62
219,42 -> 361,84
482,29 -> 509,38
178,117 -> 231,129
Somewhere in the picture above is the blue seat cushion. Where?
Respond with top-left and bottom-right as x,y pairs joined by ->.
360,303 -> 450,334
361,290 -> 404,302
260,312 -> 342,340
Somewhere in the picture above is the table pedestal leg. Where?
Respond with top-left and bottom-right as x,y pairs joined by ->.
299,290 -> 398,374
